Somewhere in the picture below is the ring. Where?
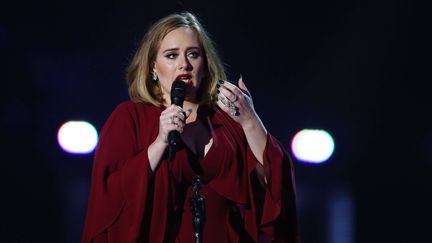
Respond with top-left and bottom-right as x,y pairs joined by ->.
229,103 -> 238,116
232,95 -> 239,102
219,93 -> 239,116
219,94 -> 229,106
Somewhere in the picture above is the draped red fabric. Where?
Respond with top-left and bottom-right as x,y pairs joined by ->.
81,101 -> 300,243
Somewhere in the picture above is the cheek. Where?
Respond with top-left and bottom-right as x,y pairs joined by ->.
155,61 -> 173,77
195,61 -> 206,79
154,64 -> 174,93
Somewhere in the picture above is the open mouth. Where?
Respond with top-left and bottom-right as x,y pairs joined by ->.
176,74 -> 193,86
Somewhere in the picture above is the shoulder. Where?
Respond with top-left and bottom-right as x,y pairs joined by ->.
115,100 -> 157,112
111,100 -> 161,119
101,101 -> 161,132
99,101 -> 162,139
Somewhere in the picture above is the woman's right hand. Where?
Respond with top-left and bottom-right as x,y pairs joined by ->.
156,105 -> 189,145
148,105 -> 191,172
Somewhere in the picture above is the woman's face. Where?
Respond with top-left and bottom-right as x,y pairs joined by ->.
153,27 -> 206,104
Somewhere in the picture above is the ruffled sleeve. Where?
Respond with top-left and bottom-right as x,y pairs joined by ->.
245,134 -> 300,243
81,102 -> 173,243
211,108 -> 300,242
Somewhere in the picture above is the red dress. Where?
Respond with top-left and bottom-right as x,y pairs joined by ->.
81,101 -> 300,243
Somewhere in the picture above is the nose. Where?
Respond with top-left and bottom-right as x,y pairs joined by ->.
178,54 -> 192,71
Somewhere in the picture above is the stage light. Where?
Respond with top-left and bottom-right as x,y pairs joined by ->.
291,129 -> 334,163
57,121 -> 98,154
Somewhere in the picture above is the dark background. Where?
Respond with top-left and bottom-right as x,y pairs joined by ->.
1,0 -> 430,242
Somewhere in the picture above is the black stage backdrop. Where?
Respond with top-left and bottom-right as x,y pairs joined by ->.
1,1 -> 429,242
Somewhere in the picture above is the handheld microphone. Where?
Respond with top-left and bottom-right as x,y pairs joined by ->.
168,79 -> 186,161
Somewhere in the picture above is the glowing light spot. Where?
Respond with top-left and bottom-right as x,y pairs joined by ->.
57,121 -> 98,154
291,129 -> 334,163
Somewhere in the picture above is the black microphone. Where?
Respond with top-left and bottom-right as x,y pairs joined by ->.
168,79 -> 186,161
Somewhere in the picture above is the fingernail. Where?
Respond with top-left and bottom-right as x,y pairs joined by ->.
216,89 -> 220,93
216,83 -> 221,89
218,80 -> 224,84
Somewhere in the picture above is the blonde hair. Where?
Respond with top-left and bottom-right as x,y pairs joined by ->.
126,12 -> 226,107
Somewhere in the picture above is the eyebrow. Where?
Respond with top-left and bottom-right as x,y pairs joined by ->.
162,47 -> 201,53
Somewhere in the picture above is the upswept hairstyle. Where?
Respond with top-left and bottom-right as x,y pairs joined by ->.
126,12 -> 226,107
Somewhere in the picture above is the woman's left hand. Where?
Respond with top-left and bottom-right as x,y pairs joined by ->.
217,76 -> 268,170
216,77 -> 259,129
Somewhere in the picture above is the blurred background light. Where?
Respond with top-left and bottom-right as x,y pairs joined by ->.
57,121 -> 98,154
291,129 -> 335,163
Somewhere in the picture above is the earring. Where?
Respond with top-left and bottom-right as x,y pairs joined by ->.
152,71 -> 158,81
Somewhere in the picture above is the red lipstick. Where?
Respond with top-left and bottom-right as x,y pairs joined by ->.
176,74 -> 193,86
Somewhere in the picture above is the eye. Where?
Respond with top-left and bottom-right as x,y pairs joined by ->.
165,53 -> 178,59
187,50 -> 201,59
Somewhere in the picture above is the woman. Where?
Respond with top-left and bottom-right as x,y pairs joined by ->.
82,12 -> 300,243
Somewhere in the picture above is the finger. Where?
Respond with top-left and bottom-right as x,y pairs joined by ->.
163,115 -> 185,129
165,123 -> 184,133
172,105 -> 184,113
219,85 -> 239,103
238,76 -> 251,97
160,112 -> 175,122
217,98 -> 240,117
161,107 -> 183,121
168,104 -> 183,113
217,93 -> 231,108
216,99 -> 230,114
170,114 -> 187,127
161,105 -> 180,117
221,80 -> 242,97
172,116 -> 184,126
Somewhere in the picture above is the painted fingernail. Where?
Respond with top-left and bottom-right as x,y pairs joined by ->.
216,83 -> 220,89
216,89 -> 220,94
218,80 -> 224,84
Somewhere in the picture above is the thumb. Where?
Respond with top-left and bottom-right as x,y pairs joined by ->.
238,75 -> 251,97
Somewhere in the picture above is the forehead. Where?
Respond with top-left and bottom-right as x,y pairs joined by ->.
159,27 -> 201,49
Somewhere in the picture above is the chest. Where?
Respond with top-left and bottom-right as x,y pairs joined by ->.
180,117 -> 213,159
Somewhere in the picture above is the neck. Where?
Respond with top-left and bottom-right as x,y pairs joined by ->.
182,100 -> 199,111
163,92 -> 199,109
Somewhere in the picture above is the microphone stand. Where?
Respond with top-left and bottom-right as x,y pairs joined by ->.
190,176 -> 205,243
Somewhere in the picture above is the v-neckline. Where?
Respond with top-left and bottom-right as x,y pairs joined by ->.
181,123 -> 215,161
180,106 -> 216,161
183,137 -> 215,161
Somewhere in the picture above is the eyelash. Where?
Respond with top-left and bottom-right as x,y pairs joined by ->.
165,51 -> 201,60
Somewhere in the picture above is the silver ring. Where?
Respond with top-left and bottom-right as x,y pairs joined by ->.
229,103 -> 238,116
219,94 -> 229,106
